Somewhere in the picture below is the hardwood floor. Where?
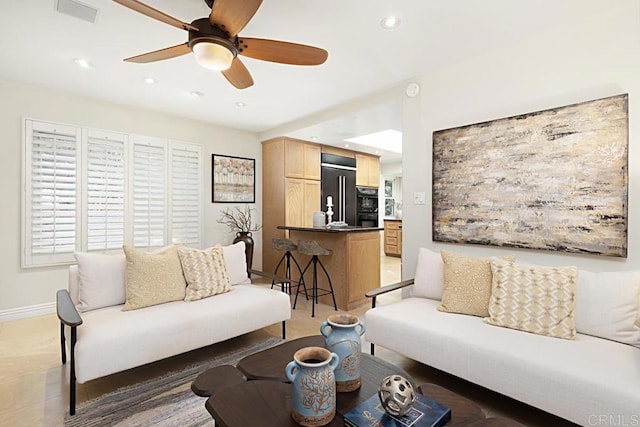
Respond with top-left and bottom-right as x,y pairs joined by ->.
0,256 -> 574,426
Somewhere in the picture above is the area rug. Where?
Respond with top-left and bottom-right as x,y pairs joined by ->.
65,336 -> 283,427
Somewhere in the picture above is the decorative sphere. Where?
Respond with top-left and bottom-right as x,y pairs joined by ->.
378,375 -> 415,417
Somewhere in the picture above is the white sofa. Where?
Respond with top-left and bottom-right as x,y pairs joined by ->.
365,248 -> 640,426
56,242 -> 291,415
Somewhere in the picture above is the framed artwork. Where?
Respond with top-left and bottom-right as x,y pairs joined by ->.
432,94 -> 628,258
212,154 -> 255,203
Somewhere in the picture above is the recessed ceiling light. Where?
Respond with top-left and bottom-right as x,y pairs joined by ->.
380,15 -> 401,30
235,101 -> 246,107
309,136 -> 318,141
190,91 -> 204,98
143,77 -> 156,84
344,144 -> 350,148
74,58 -> 92,68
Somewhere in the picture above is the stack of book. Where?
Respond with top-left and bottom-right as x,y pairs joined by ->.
344,393 -> 451,427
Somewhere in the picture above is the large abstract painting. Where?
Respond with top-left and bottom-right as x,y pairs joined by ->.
432,94 -> 628,257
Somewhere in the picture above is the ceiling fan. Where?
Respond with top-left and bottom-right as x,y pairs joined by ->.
113,0 -> 328,89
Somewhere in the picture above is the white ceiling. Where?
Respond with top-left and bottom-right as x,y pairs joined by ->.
0,0 -> 609,158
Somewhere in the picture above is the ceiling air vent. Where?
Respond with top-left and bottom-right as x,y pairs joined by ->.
55,0 -> 99,24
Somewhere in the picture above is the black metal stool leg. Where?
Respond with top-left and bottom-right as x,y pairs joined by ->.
291,253 -> 309,300
271,252 -> 287,290
284,252 -> 292,294
317,258 -> 338,311
294,259 -> 312,310
312,257 -> 319,317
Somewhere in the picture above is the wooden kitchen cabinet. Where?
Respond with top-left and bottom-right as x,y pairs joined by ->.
285,178 -> 321,228
355,153 -> 380,188
262,137 -> 322,272
285,139 -> 321,180
384,219 -> 402,257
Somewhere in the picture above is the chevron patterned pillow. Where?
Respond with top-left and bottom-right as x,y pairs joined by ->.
178,245 -> 231,301
485,258 -> 578,339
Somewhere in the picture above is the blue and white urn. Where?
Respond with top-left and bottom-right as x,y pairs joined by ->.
320,313 -> 366,392
286,346 -> 339,427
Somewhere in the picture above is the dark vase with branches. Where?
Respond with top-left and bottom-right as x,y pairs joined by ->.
217,205 -> 262,271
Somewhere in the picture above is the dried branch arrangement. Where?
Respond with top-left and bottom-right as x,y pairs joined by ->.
217,205 -> 262,233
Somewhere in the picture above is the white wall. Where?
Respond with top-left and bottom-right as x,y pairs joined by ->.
0,79 -> 260,312
401,1 -> 640,278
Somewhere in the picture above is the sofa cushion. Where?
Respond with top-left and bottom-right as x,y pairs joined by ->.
178,245 -> 231,301
410,248 -> 444,300
122,245 -> 187,311
74,252 -> 126,312
575,270 -> 640,347
219,242 -> 250,285
438,250 -> 515,317
485,259 -> 578,339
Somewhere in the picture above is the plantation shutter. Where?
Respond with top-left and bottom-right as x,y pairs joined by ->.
84,130 -> 126,251
170,142 -> 202,247
24,120 -> 80,266
131,136 -> 166,249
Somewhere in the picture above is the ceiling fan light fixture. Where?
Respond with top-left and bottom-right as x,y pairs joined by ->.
192,41 -> 234,71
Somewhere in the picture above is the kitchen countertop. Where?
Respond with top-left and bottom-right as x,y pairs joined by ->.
277,225 -> 383,233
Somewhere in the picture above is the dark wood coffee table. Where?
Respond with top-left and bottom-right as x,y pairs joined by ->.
197,336 -> 519,426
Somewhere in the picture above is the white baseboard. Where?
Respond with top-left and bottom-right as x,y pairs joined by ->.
0,302 -> 56,323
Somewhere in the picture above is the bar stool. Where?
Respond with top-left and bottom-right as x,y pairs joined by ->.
271,238 -> 308,300
294,240 -> 338,317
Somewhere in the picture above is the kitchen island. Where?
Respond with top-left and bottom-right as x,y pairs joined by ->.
277,225 -> 383,311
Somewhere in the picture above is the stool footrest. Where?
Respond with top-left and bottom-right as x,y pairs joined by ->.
313,289 -> 335,298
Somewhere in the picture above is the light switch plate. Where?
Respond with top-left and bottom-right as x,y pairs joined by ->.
414,192 -> 426,205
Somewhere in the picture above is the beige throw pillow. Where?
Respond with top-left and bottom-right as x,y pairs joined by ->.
178,245 -> 231,301
122,245 -> 187,311
438,250 -> 515,317
485,259 -> 578,340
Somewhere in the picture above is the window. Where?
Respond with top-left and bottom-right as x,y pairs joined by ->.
84,130 -> 126,251
131,136 -> 166,249
22,119 -> 203,267
23,120 -> 81,266
170,142 -> 202,246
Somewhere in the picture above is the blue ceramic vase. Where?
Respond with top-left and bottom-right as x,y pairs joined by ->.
286,346 -> 339,427
320,313 -> 366,392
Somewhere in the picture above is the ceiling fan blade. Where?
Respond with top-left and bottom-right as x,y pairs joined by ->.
209,0 -> 263,37
222,58 -> 254,89
113,0 -> 198,31
238,38 -> 328,65
124,43 -> 191,63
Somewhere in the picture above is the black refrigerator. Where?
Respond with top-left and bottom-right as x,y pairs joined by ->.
321,153 -> 357,226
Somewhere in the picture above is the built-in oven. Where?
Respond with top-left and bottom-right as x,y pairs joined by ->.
357,212 -> 378,228
356,187 -> 379,227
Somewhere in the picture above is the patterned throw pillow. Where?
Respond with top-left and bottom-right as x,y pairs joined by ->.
485,259 -> 578,340
122,245 -> 187,311
438,250 -> 516,317
178,245 -> 231,301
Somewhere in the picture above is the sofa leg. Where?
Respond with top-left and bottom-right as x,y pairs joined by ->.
60,322 -> 67,365
69,326 -> 77,416
282,321 -> 286,340
370,343 -> 375,356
